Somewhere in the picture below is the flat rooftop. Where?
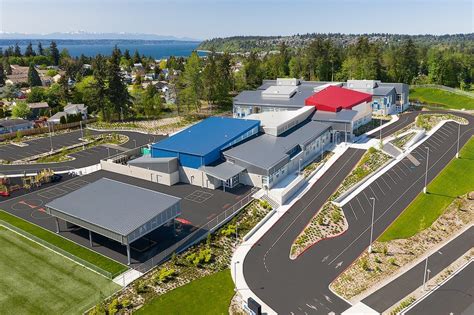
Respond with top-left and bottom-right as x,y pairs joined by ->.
45,178 -> 181,239
151,117 -> 260,156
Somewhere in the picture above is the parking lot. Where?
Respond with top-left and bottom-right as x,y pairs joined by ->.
0,129 -> 164,175
0,169 -> 252,266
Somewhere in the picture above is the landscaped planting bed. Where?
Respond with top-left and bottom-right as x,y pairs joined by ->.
390,131 -> 417,150
415,113 -> 468,131
302,151 -> 333,178
89,199 -> 272,314
330,194 -> 473,300
290,148 -> 390,259
353,117 -> 391,136
333,147 -> 390,200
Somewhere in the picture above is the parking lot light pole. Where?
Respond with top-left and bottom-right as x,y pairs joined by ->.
368,197 -> 375,254
48,123 -> 53,152
234,261 -> 240,291
423,256 -> 429,291
456,123 -> 460,158
133,139 -> 137,148
423,146 -> 430,194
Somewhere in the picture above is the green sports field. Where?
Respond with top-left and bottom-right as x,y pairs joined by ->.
0,226 -> 120,314
410,87 -> 474,110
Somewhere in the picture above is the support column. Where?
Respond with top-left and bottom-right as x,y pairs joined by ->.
55,218 -> 60,233
126,244 -> 131,265
88,230 -> 93,247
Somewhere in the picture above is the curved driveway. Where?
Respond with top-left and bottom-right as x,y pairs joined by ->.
243,111 -> 474,314
0,130 -> 164,175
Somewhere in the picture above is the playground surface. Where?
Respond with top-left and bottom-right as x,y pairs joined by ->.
0,225 -> 119,314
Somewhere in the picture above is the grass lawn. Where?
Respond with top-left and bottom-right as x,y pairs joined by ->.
0,210 -> 128,277
379,136 -> 474,241
0,226 -> 120,314
137,269 -> 235,315
410,87 -> 474,110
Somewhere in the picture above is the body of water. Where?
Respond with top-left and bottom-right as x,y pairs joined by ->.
0,39 -> 204,59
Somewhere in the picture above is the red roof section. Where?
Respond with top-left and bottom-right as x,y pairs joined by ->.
304,86 -> 372,112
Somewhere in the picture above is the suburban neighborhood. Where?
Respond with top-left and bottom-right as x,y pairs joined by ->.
0,1 -> 473,314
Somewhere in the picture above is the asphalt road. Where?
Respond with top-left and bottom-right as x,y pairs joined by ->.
363,226 -> 474,312
0,129 -> 164,175
243,111 -> 474,314
405,260 -> 474,315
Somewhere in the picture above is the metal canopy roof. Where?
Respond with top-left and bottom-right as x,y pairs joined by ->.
45,178 -> 181,244
200,161 -> 246,181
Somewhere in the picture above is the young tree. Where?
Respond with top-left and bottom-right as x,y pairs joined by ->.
202,51 -> 218,105
37,42 -> 44,56
179,51 -> 202,111
244,51 -> 263,89
12,101 -> 31,118
26,87 -> 46,103
24,42 -> 36,57
50,41 -> 60,66
142,84 -> 162,117
14,43 -> 22,57
0,63 -> 5,86
28,63 -> 42,87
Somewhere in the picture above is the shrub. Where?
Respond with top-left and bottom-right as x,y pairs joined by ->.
374,257 -> 382,264
331,210 -> 342,223
121,299 -> 131,309
135,280 -> 148,294
317,216 -> 324,226
220,224 -> 236,237
155,267 -> 177,283
108,298 -> 119,315
185,248 -> 212,267
382,245 -> 389,256
259,200 -> 272,210
388,258 -> 398,266
360,257 -> 370,271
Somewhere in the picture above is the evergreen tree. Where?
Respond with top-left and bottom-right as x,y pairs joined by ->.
28,63 -> 42,87
398,39 -> 418,84
142,84 -> 162,117
107,47 -> 130,120
37,42 -> 44,56
0,63 -> 5,86
123,49 -> 131,60
132,49 -> 142,64
3,59 -> 12,75
25,42 -> 36,57
202,51 -> 218,105
0,47 -> 3,58
50,41 -> 60,66
244,51 -> 263,88
92,54 -> 109,120
14,43 -> 22,57
215,52 -> 232,106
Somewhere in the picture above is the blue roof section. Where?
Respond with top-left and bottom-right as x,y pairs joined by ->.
152,117 -> 260,157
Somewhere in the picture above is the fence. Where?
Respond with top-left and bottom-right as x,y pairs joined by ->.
133,187 -> 258,274
0,118 -> 97,141
0,219 -> 114,279
412,84 -> 474,99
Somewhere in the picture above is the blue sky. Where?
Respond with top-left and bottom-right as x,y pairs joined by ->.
1,0 -> 473,39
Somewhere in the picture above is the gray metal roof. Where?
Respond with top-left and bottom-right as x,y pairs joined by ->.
312,109 -> 358,122
45,178 -> 181,237
200,161 -> 246,181
223,120 -> 331,171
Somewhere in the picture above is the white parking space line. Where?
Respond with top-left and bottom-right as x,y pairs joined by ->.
400,160 -> 415,172
356,197 -> 366,214
386,172 -> 398,184
427,138 -> 442,147
374,180 -> 386,196
430,134 -> 445,143
369,186 -> 378,200
395,164 -> 408,176
391,168 -> 403,180
380,176 -> 392,190
348,202 -> 358,220
362,191 -> 373,206
443,124 -> 456,132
